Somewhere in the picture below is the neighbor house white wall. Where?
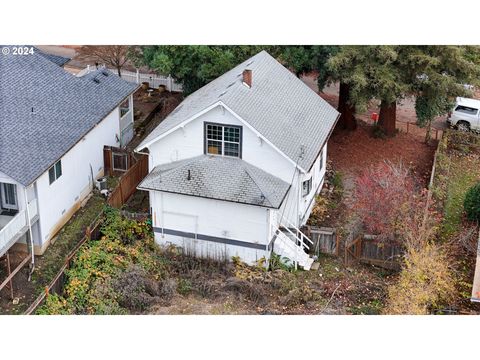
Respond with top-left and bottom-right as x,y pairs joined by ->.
34,108 -> 122,250
0,171 -> 27,212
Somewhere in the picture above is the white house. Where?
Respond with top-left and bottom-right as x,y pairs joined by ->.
136,51 -> 339,270
0,46 -> 137,263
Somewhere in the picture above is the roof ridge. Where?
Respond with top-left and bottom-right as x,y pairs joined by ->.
241,161 -> 276,207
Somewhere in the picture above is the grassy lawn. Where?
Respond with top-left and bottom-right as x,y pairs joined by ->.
433,131 -> 480,239
441,157 -> 480,238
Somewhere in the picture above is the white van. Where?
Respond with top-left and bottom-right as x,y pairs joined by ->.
447,97 -> 480,131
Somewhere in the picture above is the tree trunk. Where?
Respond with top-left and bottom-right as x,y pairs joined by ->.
336,82 -> 357,131
117,67 -> 122,77
378,100 -> 397,136
424,120 -> 432,144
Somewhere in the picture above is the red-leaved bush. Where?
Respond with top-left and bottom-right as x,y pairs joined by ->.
354,161 -> 420,243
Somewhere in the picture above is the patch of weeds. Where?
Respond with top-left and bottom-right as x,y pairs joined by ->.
177,278 -> 193,296
268,253 -> 295,272
32,194 -> 105,293
106,176 -> 119,189
349,299 -> 383,315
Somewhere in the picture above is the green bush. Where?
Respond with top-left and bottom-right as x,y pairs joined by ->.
464,182 -> 480,222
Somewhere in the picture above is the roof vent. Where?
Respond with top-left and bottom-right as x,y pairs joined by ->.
187,169 -> 192,181
93,77 -> 100,84
101,70 -> 109,77
242,69 -> 252,88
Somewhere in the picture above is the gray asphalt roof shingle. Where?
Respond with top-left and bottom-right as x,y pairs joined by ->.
138,155 -> 291,208
138,50 -> 339,172
0,46 -> 138,186
36,48 -> 71,67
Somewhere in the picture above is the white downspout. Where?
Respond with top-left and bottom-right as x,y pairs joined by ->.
23,187 -> 34,271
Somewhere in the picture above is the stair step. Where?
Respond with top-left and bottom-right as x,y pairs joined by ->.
310,261 -> 320,271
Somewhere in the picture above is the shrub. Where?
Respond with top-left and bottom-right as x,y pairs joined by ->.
385,243 -> 455,314
177,278 -> 193,296
354,160 -> 418,243
223,277 -> 266,305
112,265 -> 155,311
464,182 -> 480,222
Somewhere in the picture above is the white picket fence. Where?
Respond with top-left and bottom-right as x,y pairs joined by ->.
77,65 -> 183,92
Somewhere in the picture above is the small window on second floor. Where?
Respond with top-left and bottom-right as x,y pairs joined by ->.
49,160 -> 62,185
205,123 -> 242,158
302,178 -> 312,197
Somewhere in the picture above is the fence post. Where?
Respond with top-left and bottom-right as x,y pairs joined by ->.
168,75 -> 173,92
136,69 -> 140,84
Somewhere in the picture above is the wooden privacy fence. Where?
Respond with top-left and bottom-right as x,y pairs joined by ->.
103,146 -> 138,177
24,211 -> 104,315
107,154 -> 148,208
307,226 -> 338,256
344,236 -> 402,270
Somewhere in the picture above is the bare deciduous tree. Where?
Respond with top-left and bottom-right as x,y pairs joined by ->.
78,45 -> 129,77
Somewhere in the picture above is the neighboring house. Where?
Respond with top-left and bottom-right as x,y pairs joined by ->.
0,46 -> 137,260
136,51 -> 339,270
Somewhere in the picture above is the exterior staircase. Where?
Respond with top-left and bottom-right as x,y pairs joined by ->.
271,214 -> 315,270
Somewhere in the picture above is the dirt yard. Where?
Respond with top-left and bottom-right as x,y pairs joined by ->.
328,122 -> 436,186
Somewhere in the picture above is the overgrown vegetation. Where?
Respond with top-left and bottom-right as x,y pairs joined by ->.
37,207 -> 158,314
36,207 -> 390,315
32,194 -> 105,293
464,182 -> 480,222
308,164 -> 344,227
424,130 -> 480,310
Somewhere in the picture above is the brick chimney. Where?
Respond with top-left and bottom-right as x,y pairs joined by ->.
242,69 -> 252,88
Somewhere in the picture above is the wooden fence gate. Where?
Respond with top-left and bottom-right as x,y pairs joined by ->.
344,236 -> 402,270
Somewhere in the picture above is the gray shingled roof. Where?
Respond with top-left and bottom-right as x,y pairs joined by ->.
138,155 -> 291,208
36,48 -> 71,67
0,46 -> 138,186
137,51 -> 339,172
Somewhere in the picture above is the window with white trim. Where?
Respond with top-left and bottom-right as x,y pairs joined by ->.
205,123 -> 242,158
302,178 -> 312,197
49,160 -> 62,184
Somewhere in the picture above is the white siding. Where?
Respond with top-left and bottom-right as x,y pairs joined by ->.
35,108 -> 121,246
144,104 -> 329,261
150,190 -> 270,264
148,106 -> 295,183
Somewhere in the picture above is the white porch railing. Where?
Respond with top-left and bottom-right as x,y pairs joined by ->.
270,212 -> 313,253
269,211 -> 315,270
0,199 -> 38,257
77,65 -> 183,92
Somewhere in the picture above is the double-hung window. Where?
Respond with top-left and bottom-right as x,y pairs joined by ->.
205,123 -> 242,158
302,178 -> 312,197
49,160 -> 62,185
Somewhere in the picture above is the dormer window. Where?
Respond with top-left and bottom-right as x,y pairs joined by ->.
205,123 -> 242,158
